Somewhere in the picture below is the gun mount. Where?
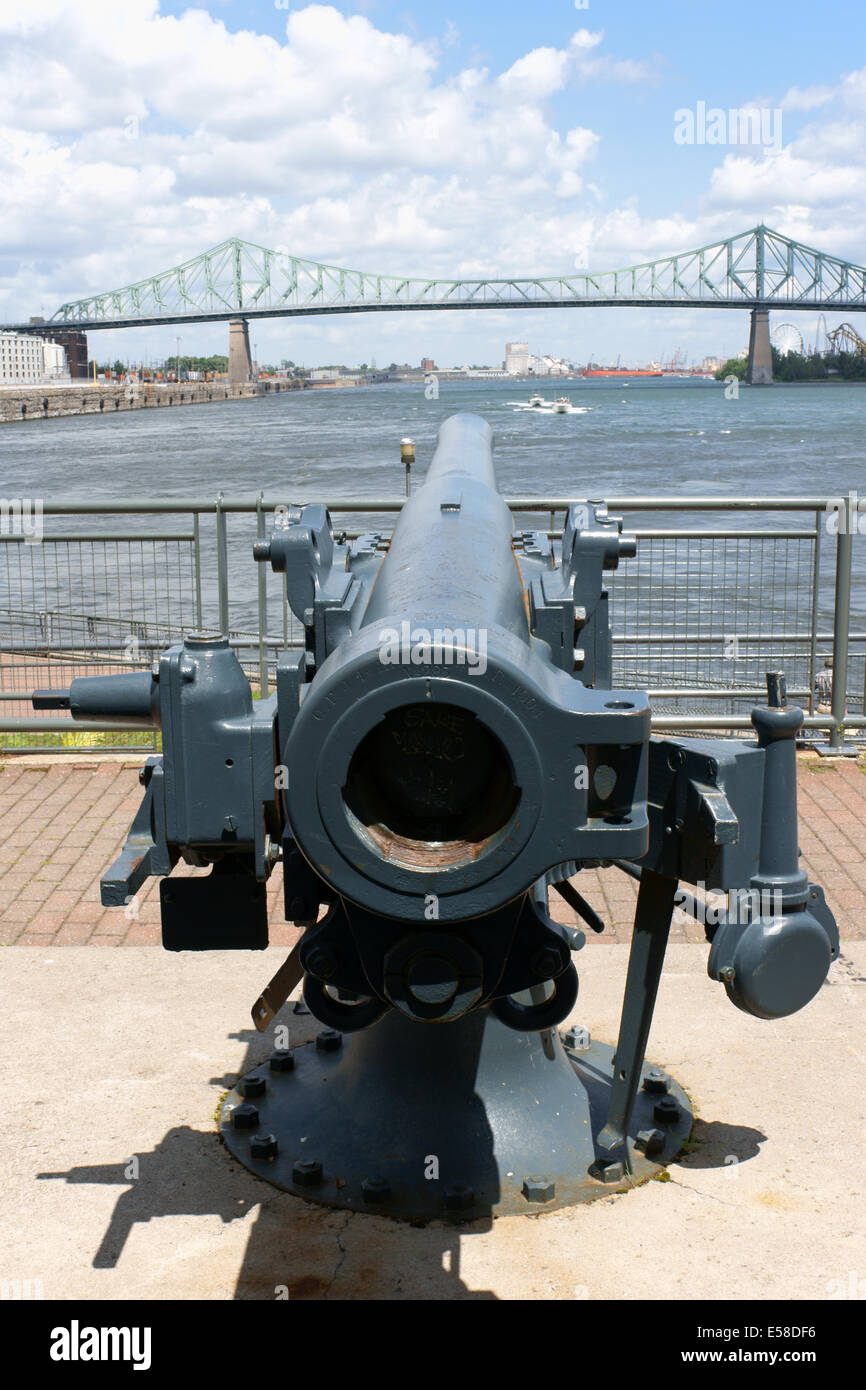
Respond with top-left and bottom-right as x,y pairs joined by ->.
34,413 -> 840,1218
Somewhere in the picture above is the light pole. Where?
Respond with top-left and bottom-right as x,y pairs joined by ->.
176,335 -> 182,382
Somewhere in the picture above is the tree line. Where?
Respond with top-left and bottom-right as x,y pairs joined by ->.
715,349 -> 866,382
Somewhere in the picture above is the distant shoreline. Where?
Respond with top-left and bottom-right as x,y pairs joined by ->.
0,379 -> 275,424
4,371 -> 862,424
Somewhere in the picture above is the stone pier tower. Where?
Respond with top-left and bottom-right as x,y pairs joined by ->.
746,307 -> 773,385
228,318 -> 253,385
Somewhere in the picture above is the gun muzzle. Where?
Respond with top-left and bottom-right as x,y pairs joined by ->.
342,699 -> 520,868
283,413 -> 650,922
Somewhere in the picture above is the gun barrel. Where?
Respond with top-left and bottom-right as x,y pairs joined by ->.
342,414 -> 524,859
361,413 -> 528,642
282,411 -> 652,923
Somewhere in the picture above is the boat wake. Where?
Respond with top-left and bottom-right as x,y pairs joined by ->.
508,400 -> 591,415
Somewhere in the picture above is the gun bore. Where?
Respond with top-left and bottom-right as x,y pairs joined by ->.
342,702 -> 520,869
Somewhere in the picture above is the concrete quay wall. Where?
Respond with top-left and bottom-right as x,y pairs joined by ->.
0,379 -> 303,424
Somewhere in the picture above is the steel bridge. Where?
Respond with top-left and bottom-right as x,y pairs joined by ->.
3,224 -> 865,384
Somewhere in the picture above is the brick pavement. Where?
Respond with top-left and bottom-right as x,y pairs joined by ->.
1,754 -> 863,947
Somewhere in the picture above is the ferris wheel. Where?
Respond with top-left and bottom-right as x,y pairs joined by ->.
771,322 -> 804,356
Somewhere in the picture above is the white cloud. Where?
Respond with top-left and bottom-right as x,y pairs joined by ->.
708,148 -> 865,207
570,29 -> 604,55
781,83 -> 836,112
840,67 -> 866,111
498,47 -> 570,99
791,118 -> 866,163
569,28 -> 657,84
0,0 -> 863,357
0,3 -> 621,316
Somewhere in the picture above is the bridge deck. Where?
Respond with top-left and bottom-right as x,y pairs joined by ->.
4,224 -> 864,332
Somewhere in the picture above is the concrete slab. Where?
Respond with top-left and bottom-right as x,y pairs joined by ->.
3,944 -> 864,1301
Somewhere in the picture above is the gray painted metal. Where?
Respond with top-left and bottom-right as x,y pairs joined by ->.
22,495 -> 841,513
276,413 -> 647,923
829,495 -> 854,752
707,676 -> 840,1017
22,413 -> 844,1225
6,481 -> 863,744
219,1012 -> 693,1219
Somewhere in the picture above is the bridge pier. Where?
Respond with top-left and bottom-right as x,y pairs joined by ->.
228,318 -> 253,385
746,307 -> 773,385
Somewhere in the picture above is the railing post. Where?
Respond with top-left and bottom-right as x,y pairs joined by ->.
256,493 -> 269,697
807,509 -> 821,715
829,495 -> 853,751
193,512 -> 203,629
215,493 -> 229,638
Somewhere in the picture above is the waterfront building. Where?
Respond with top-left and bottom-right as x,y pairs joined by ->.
0,331 -> 70,384
505,341 -> 530,374
26,319 -> 88,378
42,340 -> 70,381
531,354 -> 571,376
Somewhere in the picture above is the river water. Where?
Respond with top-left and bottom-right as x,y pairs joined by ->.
1,377 -> 864,705
1,375 -> 863,503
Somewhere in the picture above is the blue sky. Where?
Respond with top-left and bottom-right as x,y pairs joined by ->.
1,0 -> 864,367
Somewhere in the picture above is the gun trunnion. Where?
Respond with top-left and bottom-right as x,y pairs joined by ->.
35,413 -> 839,1218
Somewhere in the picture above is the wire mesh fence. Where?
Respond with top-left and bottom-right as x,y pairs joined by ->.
0,533 -> 200,750
608,528 -> 824,718
0,497 -> 862,751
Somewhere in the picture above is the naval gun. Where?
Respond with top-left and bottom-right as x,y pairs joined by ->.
34,412 -> 839,1217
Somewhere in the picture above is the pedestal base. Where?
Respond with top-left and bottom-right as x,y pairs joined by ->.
812,738 -> 861,758
220,1009 -> 691,1220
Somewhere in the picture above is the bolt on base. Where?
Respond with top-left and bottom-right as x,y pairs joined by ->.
220,1009 -> 692,1221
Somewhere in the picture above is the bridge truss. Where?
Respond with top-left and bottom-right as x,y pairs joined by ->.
3,225 -> 865,332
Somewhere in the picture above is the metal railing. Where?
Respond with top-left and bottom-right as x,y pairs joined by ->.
1,491 -> 863,752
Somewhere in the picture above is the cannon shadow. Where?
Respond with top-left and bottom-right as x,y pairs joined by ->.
672,1118 -> 768,1170
36,1009 -> 498,1300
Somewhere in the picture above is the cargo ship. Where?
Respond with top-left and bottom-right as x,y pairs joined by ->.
580,367 -> 664,378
